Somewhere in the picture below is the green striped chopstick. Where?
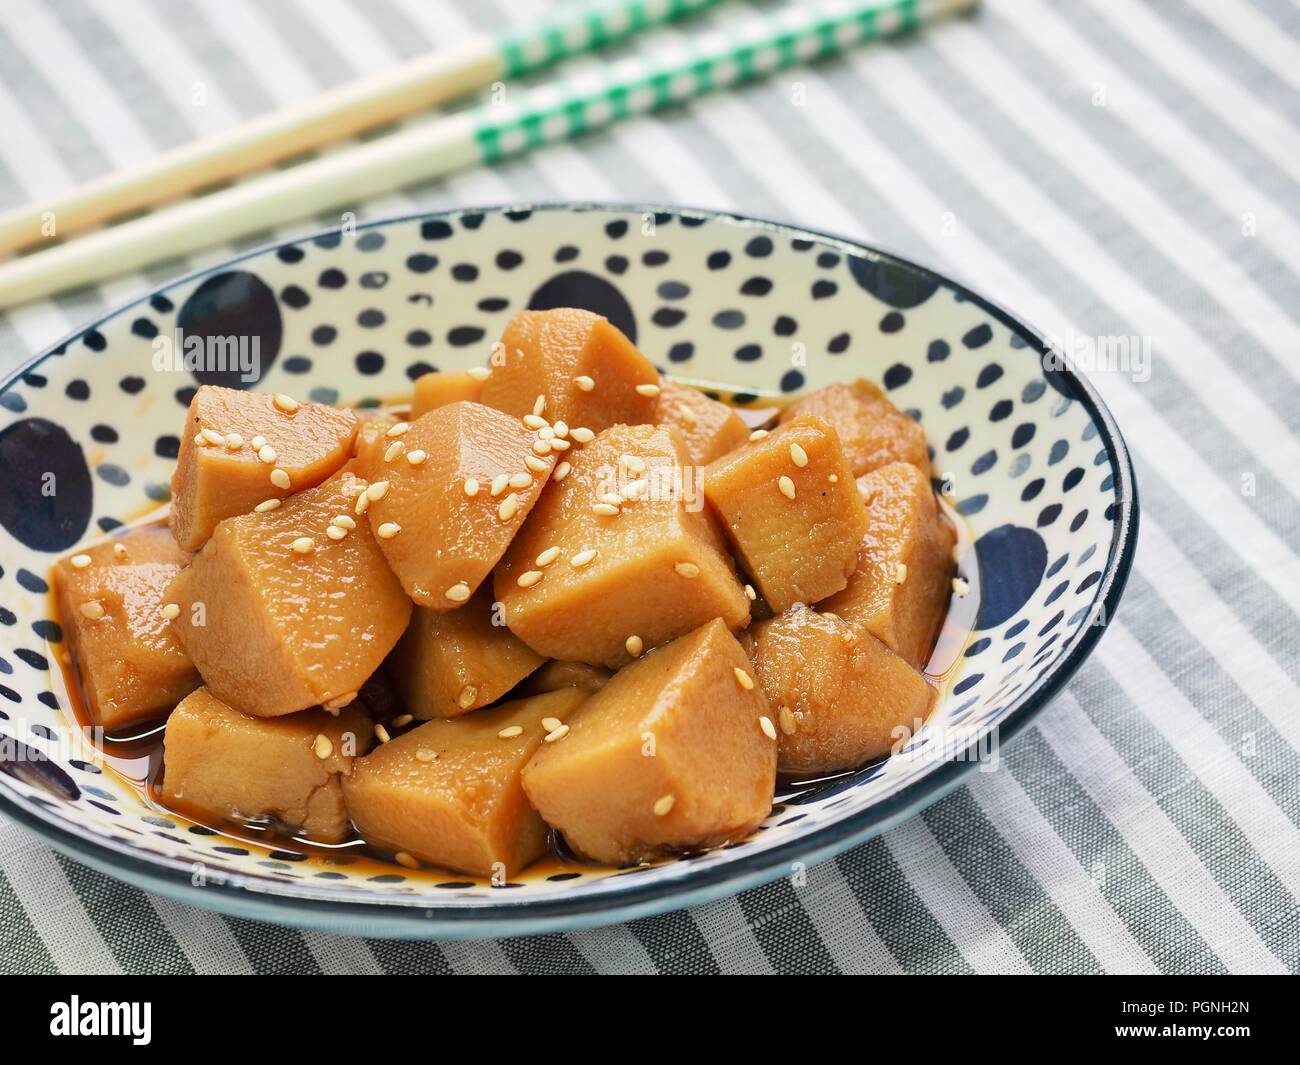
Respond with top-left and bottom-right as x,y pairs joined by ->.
0,0 -> 978,308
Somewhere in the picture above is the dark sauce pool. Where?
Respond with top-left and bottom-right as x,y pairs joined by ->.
48,387 -> 979,885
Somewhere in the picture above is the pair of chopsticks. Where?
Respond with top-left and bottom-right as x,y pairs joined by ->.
0,0 -> 977,308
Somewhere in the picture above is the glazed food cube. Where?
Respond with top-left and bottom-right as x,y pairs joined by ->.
351,410 -> 401,472
520,660 -> 613,696
654,379 -> 750,466
411,370 -> 485,417
162,686 -> 372,843
392,584 -> 545,719
343,687 -> 588,877
821,462 -> 955,669
170,384 -> 358,550
479,308 -> 659,434
363,400 -> 554,609
54,525 -> 200,730
166,475 -> 411,717
495,423 -> 749,668
750,604 -> 933,774
704,414 -> 868,613
779,379 -> 929,477
522,619 -> 776,865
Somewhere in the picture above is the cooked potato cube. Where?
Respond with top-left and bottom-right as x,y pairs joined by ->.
779,379 -> 929,477
54,525 -> 200,730
821,462 -> 955,669
519,660 -> 613,696
479,308 -> 659,434
392,584 -> 544,719
412,370 -> 485,417
162,686 -> 372,843
496,423 -> 749,668
170,385 -> 357,550
654,379 -> 750,466
167,476 -> 411,717
363,400 -> 553,610
704,414 -> 867,612
750,604 -> 933,774
522,619 -> 776,865
343,687 -> 588,877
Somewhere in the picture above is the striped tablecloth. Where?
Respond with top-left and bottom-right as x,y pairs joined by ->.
3,0 -> 1299,976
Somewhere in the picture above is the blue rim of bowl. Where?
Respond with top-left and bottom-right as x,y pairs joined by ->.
0,202 -> 1139,938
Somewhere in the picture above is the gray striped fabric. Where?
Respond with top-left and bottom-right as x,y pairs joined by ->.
1,0 -> 1298,975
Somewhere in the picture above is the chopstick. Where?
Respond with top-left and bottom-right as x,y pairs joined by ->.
0,0 -> 726,257
0,0 -> 978,309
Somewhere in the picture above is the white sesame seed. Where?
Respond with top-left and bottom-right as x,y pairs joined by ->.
759,715 -> 777,740
779,707 -> 797,736
789,442 -> 809,468
257,444 -> 277,464
225,432 -> 244,450
366,480 -> 390,501
112,543 -> 127,559
251,435 -> 267,450
574,375 -> 595,391
525,454 -> 549,474
394,851 -> 420,869
392,714 -> 414,728
70,553 -> 92,569
354,492 -> 370,515
750,429 -> 769,441
384,440 -> 405,462
193,434 -> 206,447
677,404 -> 697,426
270,468 -> 291,489
532,438 -> 552,456
523,414 -> 548,430
744,583 -> 757,601
498,725 -> 524,739
467,366 -> 491,381
374,723 -> 392,744
734,666 -> 755,690
536,546 -> 561,567
552,421 -> 569,439
490,473 -> 509,497
541,716 -> 563,733
622,480 -> 646,500
313,734 -> 333,759
386,421 -> 410,437
517,569 -> 543,588
538,426 -> 555,442
446,582 -> 471,603
200,428 -> 226,447
405,449 -> 428,466
601,492 -> 623,507
497,493 -> 519,522
332,514 -> 356,530
635,383 -> 661,397
543,724 -> 570,743
553,461 -> 572,482
254,500 -> 282,517
674,561 -> 700,579
570,548 -> 597,568
778,475 -> 796,500
291,536 -> 314,554
79,601 -> 105,620
952,576 -> 970,597
377,522 -> 401,539
895,561 -> 909,584
161,603 -> 180,621
273,393 -> 300,413
592,502 -> 620,516
509,472 -> 532,489
569,427 -> 594,443
416,747 -> 439,761
829,473 -> 839,484
457,685 -> 478,709
549,437 -> 570,451
532,394 -> 547,418
625,634 -> 644,658
622,454 -> 646,474
326,525 -> 347,541
653,794 -> 676,817
464,477 -> 480,497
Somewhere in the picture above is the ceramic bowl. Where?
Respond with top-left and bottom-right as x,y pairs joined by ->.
0,204 -> 1137,938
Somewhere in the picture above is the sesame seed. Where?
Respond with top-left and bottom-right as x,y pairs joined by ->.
570,427 -> 594,443
377,522 -> 401,539
416,747 -> 439,762
534,719 -> 560,736
273,393 -> 300,413
601,492 -> 623,506
394,851 -> 420,869
384,440 -> 405,462
354,492 -> 369,515
313,734 -> 333,759
625,634 -> 644,658
895,561 -> 909,584
952,576 -> 970,597
225,433 -> 244,450
257,444 -> 277,464
406,449 -> 428,466
553,461 -> 572,482
332,514 -> 356,530
326,525 -> 347,541
509,472 -> 532,489
498,493 -> 519,522
574,375 -> 595,391
467,366 -> 491,381
270,468 -> 291,489
79,601 -> 105,620
386,421 -> 410,437
446,582 -> 471,603
677,404 -> 697,426
457,685 -> 477,709
490,473 -> 509,497
539,426 -> 555,441
70,553 -> 91,569
525,454 -> 549,474
734,666 -> 755,690
392,714 -> 414,728
251,435 -> 267,449
517,569 -> 543,588
464,477 -> 480,497
200,428 -> 226,447
789,442 -> 809,468
543,724 -> 570,743
778,475 -> 796,500
533,395 -> 547,417
366,480 -> 390,501
829,473 -> 840,484
622,454 -> 646,474
750,429 -> 769,441
674,561 -> 700,578
532,439 -> 552,456
498,725 -> 524,739
291,537 -> 314,554
549,437 -> 570,451
161,603 -> 180,621
622,480 -> 646,500
553,421 -> 569,439
193,434 -> 206,447
536,546 -> 561,567
374,723 -> 392,744
570,548 -> 597,568
779,707 -> 797,735
254,498 -> 281,513
759,715 -> 777,740
635,383 -> 661,397
744,583 -> 757,601
592,502 -> 620,516
523,414 -> 548,430
653,794 -> 675,817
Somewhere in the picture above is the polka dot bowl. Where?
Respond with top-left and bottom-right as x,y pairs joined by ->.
0,204 -> 1137,939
